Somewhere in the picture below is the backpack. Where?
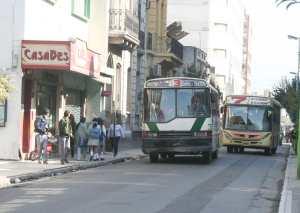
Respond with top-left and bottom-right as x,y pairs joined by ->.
34,116 -> 47,134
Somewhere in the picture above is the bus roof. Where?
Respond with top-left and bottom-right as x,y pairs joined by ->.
225,95 -> 281,107
144,77 -> 218,92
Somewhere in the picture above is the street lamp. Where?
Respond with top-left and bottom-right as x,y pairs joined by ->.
288,34 -> 300,179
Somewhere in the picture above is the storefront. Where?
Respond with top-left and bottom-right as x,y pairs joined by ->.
21,39 -> 104,156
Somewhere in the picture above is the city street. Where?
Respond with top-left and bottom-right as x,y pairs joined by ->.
0,145 -> 288,213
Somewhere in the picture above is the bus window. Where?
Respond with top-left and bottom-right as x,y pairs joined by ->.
177,89 -> 209,117
144,89 -> 176,122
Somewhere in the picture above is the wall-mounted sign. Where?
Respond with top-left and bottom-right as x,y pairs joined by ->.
21,40 -> 70,70
101,91 -> 112,97
70,39 -> 101,78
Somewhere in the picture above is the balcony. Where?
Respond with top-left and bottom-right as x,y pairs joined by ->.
109,9 -> 140,50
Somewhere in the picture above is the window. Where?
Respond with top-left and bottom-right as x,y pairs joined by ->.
147,33 -> 152,50
224,106 -> 272,131
0,100 -> 7,127
213,48 -> 227,58
177,89 -> 210,117
72,0 -> 91,21
144,89 -> 176,122
214,23 -> 227,32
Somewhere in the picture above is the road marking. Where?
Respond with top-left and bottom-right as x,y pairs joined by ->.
124,172 -> 181,176
0,169 -> 10,171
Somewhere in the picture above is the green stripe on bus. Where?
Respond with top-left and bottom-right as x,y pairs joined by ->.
147,123 -> 159,132
191,118 -> 206,132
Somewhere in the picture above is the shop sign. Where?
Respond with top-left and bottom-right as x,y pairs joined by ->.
21,40 -> 70,70
70,39 -> 101,77
101,91 -> 112,97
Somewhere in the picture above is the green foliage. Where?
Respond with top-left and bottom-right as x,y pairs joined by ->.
0,75 -> 12,102
276,0 -> 300,9
273,78 -> 298,122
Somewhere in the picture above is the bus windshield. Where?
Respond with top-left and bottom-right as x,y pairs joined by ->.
224,105 -> 272,131
144,88 -> 210,122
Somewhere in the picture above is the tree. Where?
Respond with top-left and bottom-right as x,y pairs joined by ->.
276,0 -> 300,9
0,75 -> 12,102
273,77 -> 298,122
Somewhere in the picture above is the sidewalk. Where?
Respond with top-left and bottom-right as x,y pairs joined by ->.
279,144 -> 300,213
0,139 -> 145,189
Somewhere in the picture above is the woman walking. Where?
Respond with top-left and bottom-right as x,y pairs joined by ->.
88,122 -> 101,161
107,119 -> 125,157
75,117 -> 88,161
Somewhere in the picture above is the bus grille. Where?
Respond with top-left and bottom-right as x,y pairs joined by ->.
158,131 -> 193,138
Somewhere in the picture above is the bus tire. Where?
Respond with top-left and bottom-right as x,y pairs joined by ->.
239,147 -> 244,153
160,153 -> 167,159
227,146 -> 233,153
264,148 -> 272,156
203,151 -> 212,164
271,147 -> 277,154
212,150 -> 218,159
149,153 -> 159,163
233,146 -> 239,153
167,154 -> 175,159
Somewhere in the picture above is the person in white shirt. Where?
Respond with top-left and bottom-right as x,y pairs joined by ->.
107,120 -> 125,157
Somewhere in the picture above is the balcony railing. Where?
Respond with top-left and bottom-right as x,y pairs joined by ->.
167,38 -> 183,60
109,9 -> 139,45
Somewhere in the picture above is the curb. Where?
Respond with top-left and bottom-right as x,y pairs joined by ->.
1,154 -> 146,189
278,145 -> 292,213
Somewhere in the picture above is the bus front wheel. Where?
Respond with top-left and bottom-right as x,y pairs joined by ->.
149,153 -> 159,163
264,148 -> 272,155
203,151 -> 213,164
227,146 -> 233,153
212,150 -> 218,159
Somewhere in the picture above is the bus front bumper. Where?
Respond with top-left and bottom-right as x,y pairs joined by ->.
142,137 -> 213,155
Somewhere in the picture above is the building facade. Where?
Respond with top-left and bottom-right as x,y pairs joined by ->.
0,0 -> 111,159
168,0 -> 247,97
242,13 -> 252,95
130,0 -> 185,132
108,0 -> 140,130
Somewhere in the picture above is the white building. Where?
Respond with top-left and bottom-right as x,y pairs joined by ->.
0,0 -> 111,159
108,0 -> 139,129
168,0 -> 246,96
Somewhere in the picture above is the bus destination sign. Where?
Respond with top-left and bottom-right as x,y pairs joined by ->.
227,96 -> 271,106
146,79 -> 207,88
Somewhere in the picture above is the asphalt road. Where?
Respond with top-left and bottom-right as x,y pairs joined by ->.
0,145 -> 289,213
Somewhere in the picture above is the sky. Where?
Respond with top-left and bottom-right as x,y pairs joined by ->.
244,0 -> 300,93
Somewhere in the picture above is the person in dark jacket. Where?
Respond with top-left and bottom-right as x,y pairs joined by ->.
59,110 -> 71,165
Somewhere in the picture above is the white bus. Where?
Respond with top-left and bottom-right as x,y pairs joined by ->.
142,77 -> 221,163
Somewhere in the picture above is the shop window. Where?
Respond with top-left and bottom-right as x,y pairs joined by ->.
0,100 -> 7,127
72,0 -> 91,21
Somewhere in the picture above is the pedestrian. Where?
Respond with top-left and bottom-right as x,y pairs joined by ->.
59,110 -> 72,165
88,121 -> 101,161
97,118 -> 106,161
75,117 -> 88,161
107,118 -> 125,157
34,108 -> 50,164
69,113 -> 76,158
